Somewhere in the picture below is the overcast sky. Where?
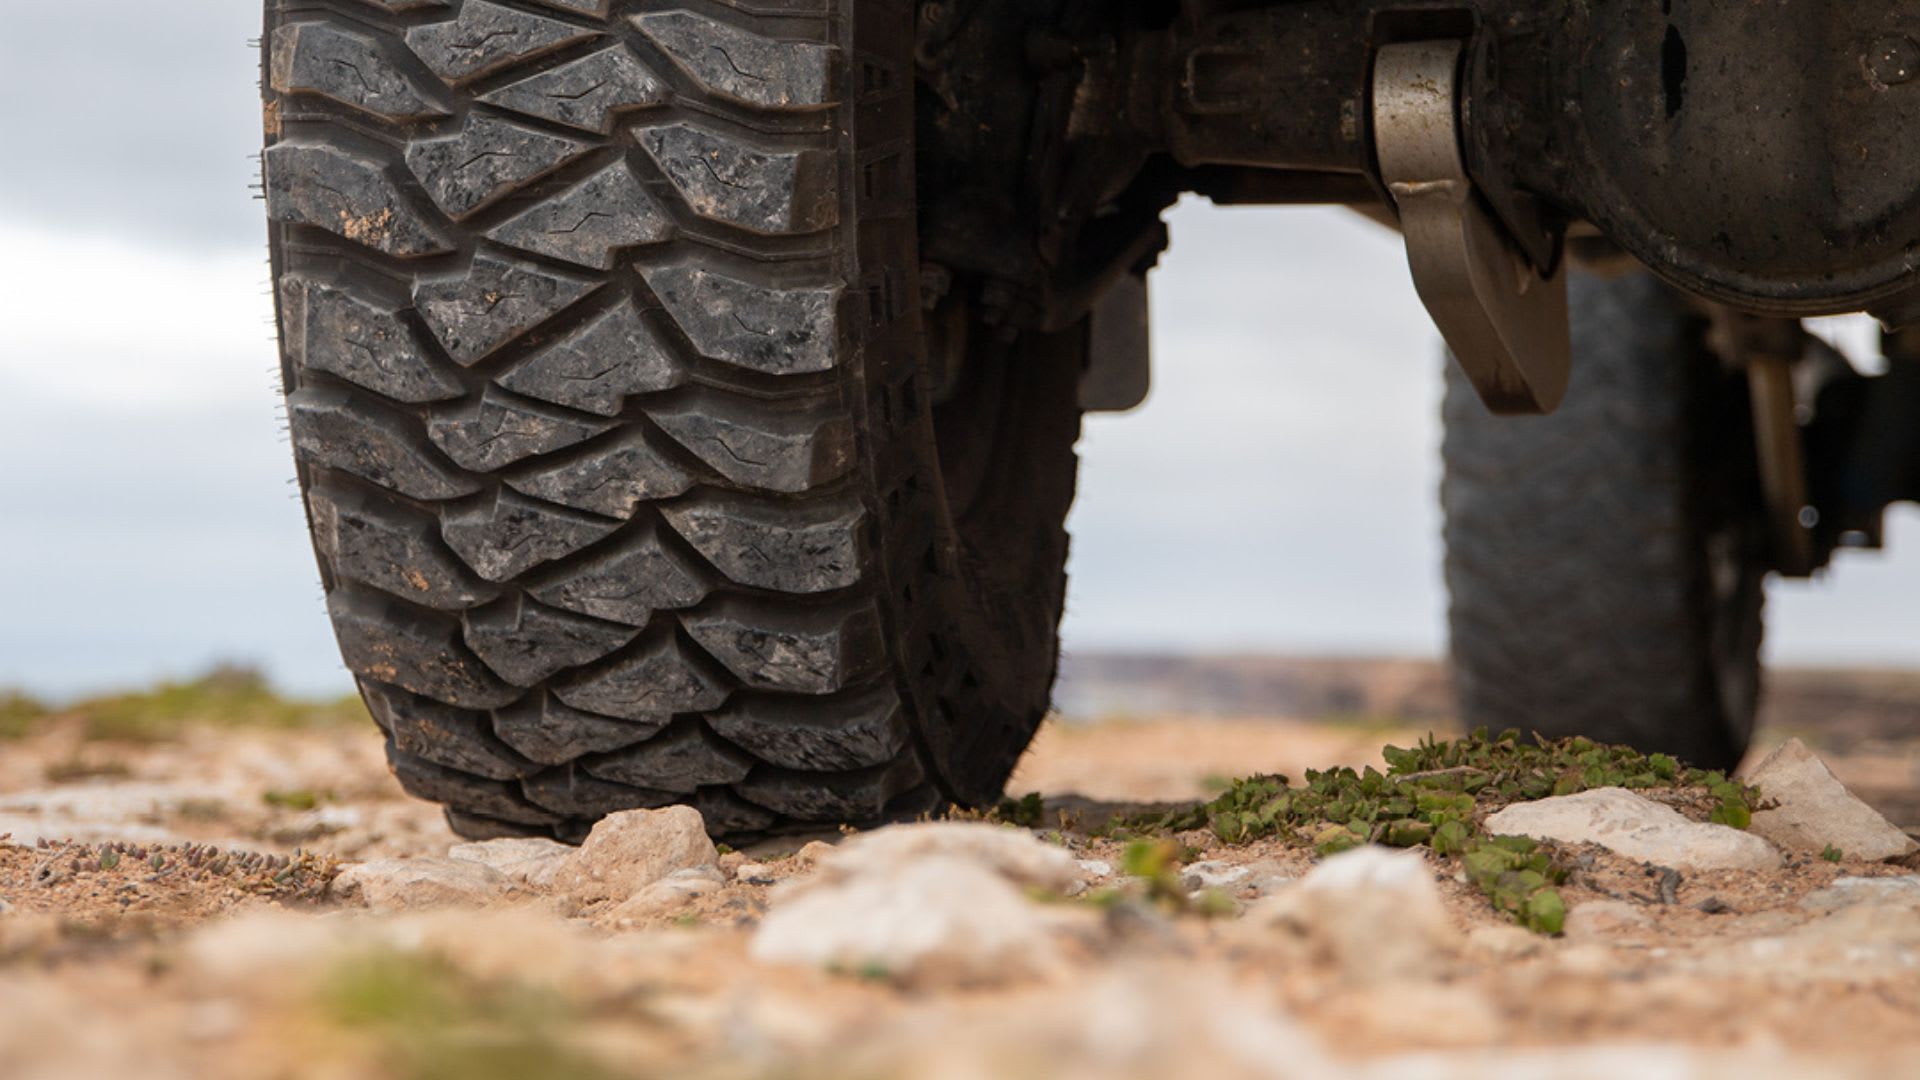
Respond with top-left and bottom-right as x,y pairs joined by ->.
1,3 -> 1914,698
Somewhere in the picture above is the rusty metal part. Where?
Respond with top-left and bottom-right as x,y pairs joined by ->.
1372,40 -> 1568,415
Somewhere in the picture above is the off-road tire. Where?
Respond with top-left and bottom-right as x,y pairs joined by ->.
1442,271 -> 1769,771
262,0 -> 1081,841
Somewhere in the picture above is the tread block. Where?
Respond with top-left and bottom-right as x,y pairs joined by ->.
529,0 -> 611,15
280,277 -> 465,404
521,767 -> 676,817
463,595 -> 638,686
632,11 -> 836,111
683,598 -> 884,695
404,1 -> 597,85
554,634 -> 729,720
492,691 -> 664,765
486,160 -> 673,269
270,22 -> 450,122
735,758 -> 923,823
404,115 -> 593,220
663,490 -> 865,594
638,122 -> 838,235
440,488 -> 623,582
427,386 -> 615,472
504,427 -> 694,519
694,786 -> 778,834
707,686 -> 908,772
390,748 -> 562,825
528,522 -> 709,627
265,142 -> 454,257
496,301 -> 685,416
643,264 -> 840,375
364,683 -> 534,781
584,720 -> 753,793
480,45 -> 665,134
309,484 -> 499,609
649,395 -> 853,494
289,385 -> 480,501
330,590 -> 519,709
413,253 -> 596,366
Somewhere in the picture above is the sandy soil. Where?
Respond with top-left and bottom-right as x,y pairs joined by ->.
2,714 -> 1918,1078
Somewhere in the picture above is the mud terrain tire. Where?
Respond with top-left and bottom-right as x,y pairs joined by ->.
1442,271 -> 1769,771
262,0 -> 1081,841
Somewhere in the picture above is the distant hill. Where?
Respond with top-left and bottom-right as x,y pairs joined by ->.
1054,651 -> 1920,750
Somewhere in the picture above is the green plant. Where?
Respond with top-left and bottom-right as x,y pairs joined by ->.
1822,844 -> 1844,863
0,691 -> 47,740
62,665 -> 368,743
263,788 -> 326,812
323,950 -> 613,1080
1109,728 -> 1762,934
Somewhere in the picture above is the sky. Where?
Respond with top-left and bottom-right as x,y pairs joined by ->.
1,3 -> 1914,698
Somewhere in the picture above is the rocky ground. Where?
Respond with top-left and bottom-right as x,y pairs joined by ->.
2,697 -> 1919,1078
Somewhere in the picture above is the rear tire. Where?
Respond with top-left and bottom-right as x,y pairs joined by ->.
1441,271 -> 1769,770
262,0 -> 1082,841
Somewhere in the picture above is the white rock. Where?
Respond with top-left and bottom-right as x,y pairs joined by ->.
602,867 -> 726,924
732,861 -> 779,886
1180,860 -> 1251,893
812,822 -> 1081,893
1563,898 -> 1653,938
1745,739 -> 1918,862
552,806 -> 717,903
1077,858 -> 1114,881
1482,787 -> 1782,872
1800,875 -> 1920,913
332,856 -> 513,910
1244,845 -> 1452,981
447,837 -> 575,890
751,853 -> 1061,985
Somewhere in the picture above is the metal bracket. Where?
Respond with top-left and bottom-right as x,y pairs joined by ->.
1373,41 -> 1569,415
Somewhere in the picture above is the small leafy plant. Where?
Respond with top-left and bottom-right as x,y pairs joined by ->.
1109,728 -> 1762,934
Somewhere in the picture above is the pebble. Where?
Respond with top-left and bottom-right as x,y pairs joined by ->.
331,856 -> 514,910
1482,788 -> 1783,872
447,836 -> 574,890
751,853 -> 1062,986
1800,875 -> 1920,913
732,861 -> 779,886
1563,899 -> 1654,938
1745,739 -> 1919,861
551,806 -> 717,904
811,822 -> 1081,893
1243,845 -> 1452,981
1179,860 -> 1250,894
603,867 -> 726,925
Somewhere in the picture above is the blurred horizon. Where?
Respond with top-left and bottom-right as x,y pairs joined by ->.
3,3 -> 1917,700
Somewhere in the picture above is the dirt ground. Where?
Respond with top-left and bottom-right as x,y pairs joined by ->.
2,709 -> 1919,1078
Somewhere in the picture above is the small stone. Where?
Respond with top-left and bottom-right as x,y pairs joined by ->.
795,840 -> 835,866
733,861 -> 779,886
1563,898 -> 1654,938
1076,859 -> 1114,880
1482,787 -> 1783,872
812,823 -> 1081,893
0,898 -> 12,916
552,806 -> 718,904
1243,845 -> 1452,982
447,837 -> 575,890
751,854 -> 1062,986
1465,923 -> 1541,959
1179,860 -> 1251,894
331,856 -> 514,910
602,867 -> 725,925
1745,739 -> 1918,862
1800,875 -> 1920,913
